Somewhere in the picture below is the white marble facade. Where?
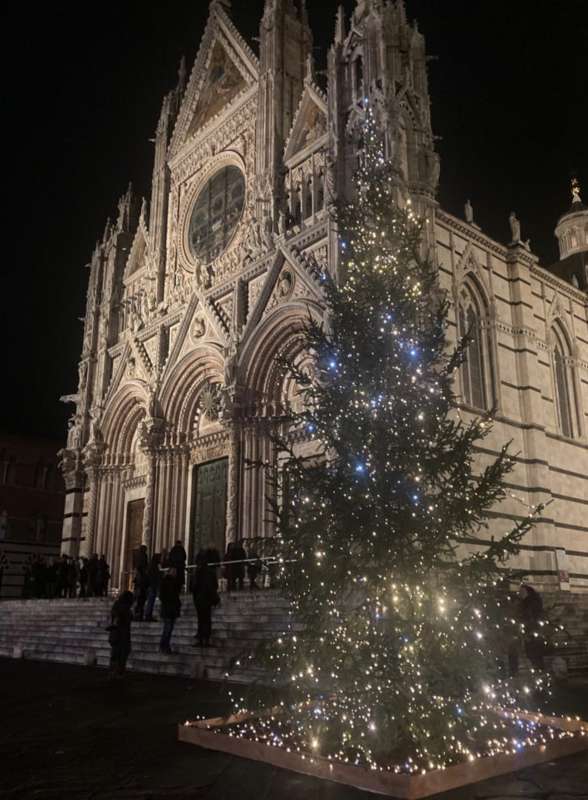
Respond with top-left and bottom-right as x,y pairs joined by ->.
59,0 -> 588,591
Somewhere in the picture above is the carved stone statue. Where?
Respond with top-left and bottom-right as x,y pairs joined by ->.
78,362 -> 88,391
262,210 -> 274,250
464,199 -> 474,224
244,217 -> 263,258
278,210 -> 287,237
191,316 -> 206,340
278,270 -> 294,299
572,177 -> 582,204
223,338 -> 239,387
325,155 -> 337,206
509,212 -> 521,244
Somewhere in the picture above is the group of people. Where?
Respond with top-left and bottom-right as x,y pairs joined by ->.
23,554 -> 110,599
106,555 -> 551,680
224,541 -> 261,591
109,541 -> 190,674
108,539 -> 261,675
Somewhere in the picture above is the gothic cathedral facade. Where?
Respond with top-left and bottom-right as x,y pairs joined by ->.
59,0 -> 588,591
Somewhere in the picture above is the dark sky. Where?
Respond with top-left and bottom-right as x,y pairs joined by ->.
2,0 -> 586,443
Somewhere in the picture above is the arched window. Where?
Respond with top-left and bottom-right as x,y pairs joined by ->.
552,324 -> 576,439
458,279 -> 494,410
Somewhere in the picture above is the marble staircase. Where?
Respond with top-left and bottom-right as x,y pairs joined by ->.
0,591 -> 291,684
1,591 -> 588,684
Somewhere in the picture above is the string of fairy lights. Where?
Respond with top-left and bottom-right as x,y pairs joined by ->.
188,105 -> 581,775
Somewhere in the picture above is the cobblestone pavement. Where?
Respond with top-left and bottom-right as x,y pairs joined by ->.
1,659 -> 587,800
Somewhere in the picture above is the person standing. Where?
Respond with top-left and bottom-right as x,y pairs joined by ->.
133,545 -> 149,620
232,540 -> 247,591
247,545 -> 261,590
144,554 -> 162,622
508,583 -> 546,675
224,541 -> 235,591
168,540 -> 187,591
87,554 -> 99,597
66,557 -> 78,598
79,558 -> 88,598
97,555 -> 110,597
159,567 -> 181,654
191,558 -> 219,647
108,590 -> 134,677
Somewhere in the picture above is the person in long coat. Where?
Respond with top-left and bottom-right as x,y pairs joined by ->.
232,540 -> 247,591
508,583 -> 546,675
191,559 -> 219,647
144,554 -> 162,622
168,540 -> 187,590
224,541 -> 235,591
108,591 -> 134,677
159,567 -> 181,654
87,554 -> 99,597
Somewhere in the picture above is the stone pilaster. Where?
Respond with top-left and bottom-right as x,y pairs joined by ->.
59,451 -> 85,558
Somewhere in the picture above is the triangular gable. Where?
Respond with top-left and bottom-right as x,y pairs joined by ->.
161,293 -> 228,383
169,4 -> 258,156
240,245 -> 325,346
123,224 -> 149,281
284,84 -> 328,165
104,337 -> 152,405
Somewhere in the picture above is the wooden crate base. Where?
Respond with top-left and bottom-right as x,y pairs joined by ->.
178,710 -> 588,799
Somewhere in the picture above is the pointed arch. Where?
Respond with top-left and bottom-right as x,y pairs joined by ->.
457,273 -> 495,411
160,348 -> 224,441
550,319 -> 578,439
101,382 -> 149,464
241,302 -> 321,417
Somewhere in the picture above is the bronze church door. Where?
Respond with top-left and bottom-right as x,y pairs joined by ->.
192,459 -> 228,559
124,499 -> 144,589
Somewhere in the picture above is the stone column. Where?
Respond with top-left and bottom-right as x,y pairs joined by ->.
142,453 -> 156,552
506,244 -> 556,585
226,421 -> 242,544
81,466 -> 100,558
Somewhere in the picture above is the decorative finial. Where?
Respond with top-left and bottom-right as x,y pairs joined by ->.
464,199 -> 474,225
572,177 -> 582,205
509,211 -> 521,245
304,53 -> 314,84
177,56 -> 186,91
397,0 -> 407,24
335,5 -> 346,45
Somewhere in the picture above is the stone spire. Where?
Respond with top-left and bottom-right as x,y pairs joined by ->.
256,0 -> 312,215
335,5 -> 346,45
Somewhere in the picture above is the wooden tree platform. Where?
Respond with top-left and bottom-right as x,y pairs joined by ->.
178,709 -> 588,799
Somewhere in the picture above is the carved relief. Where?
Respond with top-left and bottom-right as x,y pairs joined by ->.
188,41 -> 247,137
190,316 -> 207,343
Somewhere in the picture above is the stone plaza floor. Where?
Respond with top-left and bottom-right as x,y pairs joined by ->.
1,658 -> 587,800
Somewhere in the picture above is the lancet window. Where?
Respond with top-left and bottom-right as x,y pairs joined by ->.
552,324 -> 577,439
457,278 -> 494,411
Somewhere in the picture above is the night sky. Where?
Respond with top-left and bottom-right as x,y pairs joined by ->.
2,0 -> 586,443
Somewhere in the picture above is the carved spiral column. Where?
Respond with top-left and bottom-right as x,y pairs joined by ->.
142,452 -> 156,552
226,421 -> 242,544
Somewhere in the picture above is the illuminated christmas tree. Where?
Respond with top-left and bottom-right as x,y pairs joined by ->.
235,111 -> 547,772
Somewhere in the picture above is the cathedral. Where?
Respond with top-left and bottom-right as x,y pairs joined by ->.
59,0 -> 588,592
